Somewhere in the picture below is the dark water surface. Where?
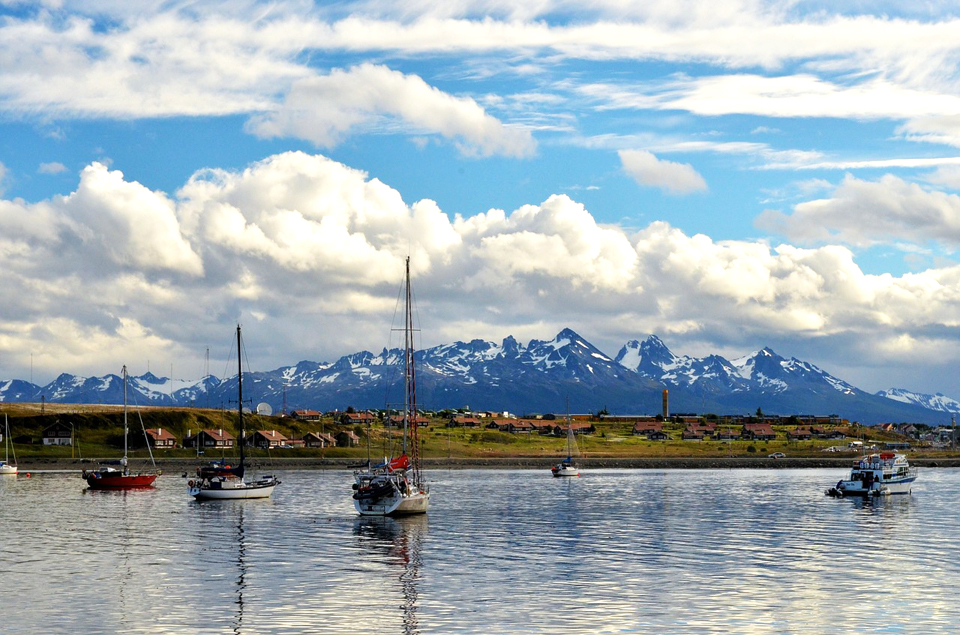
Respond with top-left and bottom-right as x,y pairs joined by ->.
1,467 -> 956,634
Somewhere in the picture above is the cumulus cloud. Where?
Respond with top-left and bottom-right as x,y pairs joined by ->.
619,149 -> 707,194
247,64 -> 536,157
3,151 -> 960,393
755,173 -> 960,247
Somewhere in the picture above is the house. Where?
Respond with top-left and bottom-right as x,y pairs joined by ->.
340,412 -> 376,425
290,409 -> 321,421
184,428 -> 235,449
302,431 -> 337,448
336,430 -> 360,447
551,422 -> 595,436
145,428 -> 177,449
247,429 -> 288,449
508,420 -> 534,434
42,421 -> 73,446
682,427 -> 705,441
447,416 -> 481,428
713,428 -> 741,441
529,421 -> 555,435
787,427 -> 812,441
632,421 -> 663,436
742,423 -> 776,441
385,414 -> 431,428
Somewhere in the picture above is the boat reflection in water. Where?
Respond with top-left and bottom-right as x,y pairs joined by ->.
234,507 -> 248,635
353,515 -> 427,635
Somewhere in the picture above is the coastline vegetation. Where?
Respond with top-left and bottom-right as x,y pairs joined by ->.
1,402 -> 951,461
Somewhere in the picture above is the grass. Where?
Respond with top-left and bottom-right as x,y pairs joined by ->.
0,404 -> 930,460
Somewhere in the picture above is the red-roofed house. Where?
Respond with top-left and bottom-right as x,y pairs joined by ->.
145,427 -> 177,449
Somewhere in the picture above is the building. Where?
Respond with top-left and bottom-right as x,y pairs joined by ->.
336,430 -> 360,447
302,431 -> 336,448
42,421 -> 73,446
340,412 -> 376,425
184,428 -> 235,450
247,429 -> 288,449
145,428 -> 177,449
290,409 -> 321,421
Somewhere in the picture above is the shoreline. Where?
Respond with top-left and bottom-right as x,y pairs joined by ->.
14,456 -> 960,471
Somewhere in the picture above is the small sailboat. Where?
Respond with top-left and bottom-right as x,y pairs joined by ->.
0,414 -> 18,475
551,417 -> 581,477
188,325 -> 280,500
353,257 -> 430,516
84,366 -> 159,489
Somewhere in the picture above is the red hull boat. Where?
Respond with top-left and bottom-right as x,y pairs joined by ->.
85,469 -> 158,489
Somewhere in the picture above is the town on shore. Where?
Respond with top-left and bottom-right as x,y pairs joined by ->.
3,400 -> 958,468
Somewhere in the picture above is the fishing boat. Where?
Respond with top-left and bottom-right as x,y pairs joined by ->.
551,420 -> 581,477
84,366 -> 159,489
0,414 -> 17,475
188,325 -> 280,500
825,452 -> 917,497
353,257 -> 430,516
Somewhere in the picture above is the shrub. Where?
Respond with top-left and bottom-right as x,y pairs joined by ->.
747,445 -> 757,453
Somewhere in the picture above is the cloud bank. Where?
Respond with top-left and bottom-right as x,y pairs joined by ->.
4,152 -> 960,393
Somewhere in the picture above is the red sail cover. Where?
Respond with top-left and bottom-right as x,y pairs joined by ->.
389,454 -> 410,472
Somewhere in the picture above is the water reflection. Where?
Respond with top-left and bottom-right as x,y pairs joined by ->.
235,507 -> 247,635
354,515 -> 427,635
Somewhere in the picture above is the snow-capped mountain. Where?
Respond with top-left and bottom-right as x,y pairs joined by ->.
0,330 -> 954,425
876,388 -> 960,415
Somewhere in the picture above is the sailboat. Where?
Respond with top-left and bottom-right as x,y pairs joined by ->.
0,414 -> 17,475
188,325 -> 280,500
84,366 -> 159,489
352,257 -> 430,516
551,416 -> 581,477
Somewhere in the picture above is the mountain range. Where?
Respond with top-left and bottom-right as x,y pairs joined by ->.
1,329 -> 955,425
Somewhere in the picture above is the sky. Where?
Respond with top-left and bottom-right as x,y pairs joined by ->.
2,0 -> 960,400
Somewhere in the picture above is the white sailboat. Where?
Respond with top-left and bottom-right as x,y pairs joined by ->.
551,416 -> 581,477
188,325 -> 280,500
0,414 -> 17,475
353,257 -> 430,516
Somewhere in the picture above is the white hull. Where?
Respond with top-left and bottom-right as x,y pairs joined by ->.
189,477 -> 279,500
552,466 -> 579,477
0,462 -> 17,475
827,452 -> 917,498
355,490 -> 430,516
831,476 -> 916,497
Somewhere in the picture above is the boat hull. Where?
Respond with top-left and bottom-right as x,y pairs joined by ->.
0,462 -> 17,475
188,477 -> 279,500
551,463 -> 580,477
828,476 -> 916,497
85,473 -> 158,489
355,491 -> 429,516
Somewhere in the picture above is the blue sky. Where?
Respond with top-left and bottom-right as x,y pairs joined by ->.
2,0 -> 960,403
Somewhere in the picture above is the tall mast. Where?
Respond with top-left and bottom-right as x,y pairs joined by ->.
122,365 -> 128,474
404,257 -> 422,488
237,324 -> 245,469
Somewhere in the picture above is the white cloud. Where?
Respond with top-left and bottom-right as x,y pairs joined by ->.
38,162 -> 68,174
755,173 -> 960,248
4,151 -> 960,391
618,149 -> 707,194
247,64 -> 536,157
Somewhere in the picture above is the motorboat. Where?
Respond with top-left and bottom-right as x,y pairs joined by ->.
826,452 -> 917,497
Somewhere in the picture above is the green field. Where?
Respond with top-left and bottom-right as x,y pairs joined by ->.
1,403 -> 945,461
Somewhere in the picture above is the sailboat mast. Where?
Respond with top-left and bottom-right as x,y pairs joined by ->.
403,257 -> 422,488
237,324 -> 245,469
122,365 -> 128,473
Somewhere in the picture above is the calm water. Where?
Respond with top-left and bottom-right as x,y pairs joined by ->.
1,467 -> 958,634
